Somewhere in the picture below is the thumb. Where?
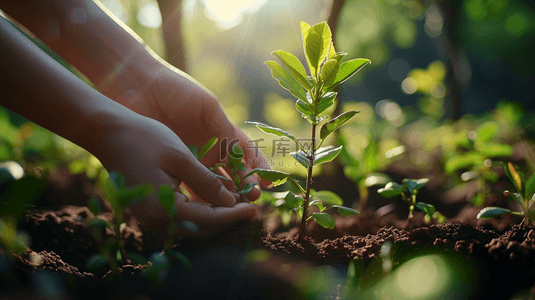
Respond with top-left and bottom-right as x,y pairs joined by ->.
177,158 -> 237,207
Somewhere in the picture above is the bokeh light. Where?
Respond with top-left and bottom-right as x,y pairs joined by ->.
137,1 -> 162,28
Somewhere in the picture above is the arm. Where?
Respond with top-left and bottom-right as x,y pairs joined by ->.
1,0 -> 271,197
0,16 -> 257,236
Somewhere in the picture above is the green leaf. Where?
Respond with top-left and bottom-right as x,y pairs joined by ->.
320,111 -> 359,141
246,168 -> 291,187
305,22 -> 332,77
312,212 -> 335,229
505,162 -> 523,194
158,185 -> 176,216
326,205 -> 360,216
265,61 -> 307,101
477,207 -> 512,219
317,92 -> 337,115
300,20 -> 312,46
475,122 -> 498,144
403,178 -> 429,194
314,146 -> 343,166
272,50 -> 312,90
478,143 -> 513,158
238,183 -> 257,194
228,144 -> 245,170
526,174 -> 535,201
296,99 -> 314,121
198,137 -> 218,160
117,183 -> 154,207
290,150 -> 310,169
285,192 -> 304,208
445,152 -> 484,174
245,121 -> 300,148
86,254 -> 109,270
320,59 -> 339,86
331,52 -> 347,64
328,59 -> 371,89
504,190 -> 523,207
378,182 -> 404,198
87,197 -> 101,216
87,219 -> 111,229
415,202 -> 436,216
308,199 -> 324,211
364,173 -> 391,187
110,172 -> 125,190
313,190 -> 343,205
188,145 -> 198,159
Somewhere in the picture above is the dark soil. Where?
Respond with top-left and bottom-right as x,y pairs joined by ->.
2,168 -> 535,299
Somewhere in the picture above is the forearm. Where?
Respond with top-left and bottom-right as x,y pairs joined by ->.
0,0 -> 159,91
0,16 -> 132,154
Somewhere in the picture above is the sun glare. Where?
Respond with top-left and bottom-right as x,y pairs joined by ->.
201,0 -> 269,29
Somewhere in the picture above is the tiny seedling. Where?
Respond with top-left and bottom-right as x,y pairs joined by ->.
218,144 -> 257,195
190,138 -> 256,196
86,172 -> 153,270
444,121 -> 513,206
477,162 -> 535,224
245,20 -> 365,239
141,185 -> 196,286
0,176 -> 46,258
378,178 -> 445,228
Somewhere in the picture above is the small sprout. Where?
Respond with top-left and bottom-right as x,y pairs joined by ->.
378,178 -> 444,228
246,20 -> 367,239
86,172 -> 153,270
477,162 -> 535,223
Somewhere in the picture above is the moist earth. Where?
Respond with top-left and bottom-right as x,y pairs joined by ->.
2,168 -> 535,299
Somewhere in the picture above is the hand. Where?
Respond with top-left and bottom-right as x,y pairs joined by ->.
90,110 -> 258,238
100,60 -> 271,201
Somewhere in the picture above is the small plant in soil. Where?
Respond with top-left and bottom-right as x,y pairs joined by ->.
0,176 -> 46,258
338,132 -> 400,210
244,20 -> 366,239
86,172 -> 153,270
477,162 -> 535,223
444,121 -> 513,206
218,144 -> 258,196
378,178 -> 445,228
141,185 -> 195,286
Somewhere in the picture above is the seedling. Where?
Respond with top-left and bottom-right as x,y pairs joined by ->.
378,178 -> 445,228
477,162 -> 535,224
86,172 -> 153,270
141,185 -> 196,286
444,121 -> 513,206
245,20 -> 366,239
0,176 -> 46,258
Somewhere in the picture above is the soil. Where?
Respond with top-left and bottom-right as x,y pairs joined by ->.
2,167 -> 535,299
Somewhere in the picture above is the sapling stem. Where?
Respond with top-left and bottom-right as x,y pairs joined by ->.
298,123 -> 317,240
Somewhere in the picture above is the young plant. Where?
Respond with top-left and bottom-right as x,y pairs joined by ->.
477,162 -> 535,224
141,185 -> 195,286
245,20 -> 366,239
378,178 -> 445,228
86,172 -> 153,270
444,121 -> 513,206
190,138 -> 256,196
156,185 -> 194,266
0,175 -> 46,258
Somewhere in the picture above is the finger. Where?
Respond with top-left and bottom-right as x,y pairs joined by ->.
173,201 -> 258,238
174,157 -> 237,207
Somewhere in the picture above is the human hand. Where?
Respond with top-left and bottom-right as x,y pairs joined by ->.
100,61 -> 271,201
89,109 -> 258,238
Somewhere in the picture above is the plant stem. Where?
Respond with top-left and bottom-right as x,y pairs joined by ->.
297,123 -> 316,241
